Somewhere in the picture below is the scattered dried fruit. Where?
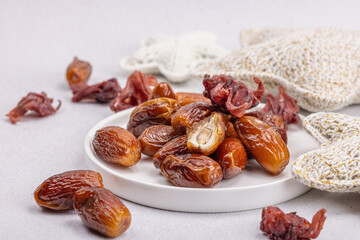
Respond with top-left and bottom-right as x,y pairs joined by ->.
34,170 -> 103,210
203,74 -> 264,118
148,82 -> 175,100
161,154 -> 223,188
260,206 -> 326,240
74,187 -> 131,238
234,116 -> 289,175
138,125 -> 179,157
153,135 -> 190,168
215,138 -> 247,178
171,102 -> 215,134
187,112 -> 226,156
66,57 -> 92,85
262,86 -> 300,126
175,92 -> 211,106
71,78 -> 121,103
93,126 -> 141,167
6,92 -> 61,124
110,71 -> 157,112
127,97 -> 179,137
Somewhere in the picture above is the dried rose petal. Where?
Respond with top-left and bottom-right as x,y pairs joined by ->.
262,86 -> 300,126
6,92 -> 61,124
71,78 -> 121,103
203,74 -> 264,118
260,206 -> 326,240
110,71 -> 157,112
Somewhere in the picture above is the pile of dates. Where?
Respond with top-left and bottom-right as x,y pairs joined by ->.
93,75 -> 300,188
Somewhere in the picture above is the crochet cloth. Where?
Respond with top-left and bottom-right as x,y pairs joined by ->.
120,32 -> 229,83
292,112 -> 360,193
192,28 -> 360,112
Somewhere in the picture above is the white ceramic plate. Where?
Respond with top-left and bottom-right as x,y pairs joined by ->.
84,105 -> 318,213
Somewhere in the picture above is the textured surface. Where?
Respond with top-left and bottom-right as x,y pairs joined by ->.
193,28 -> 360,112
1,0 -> 360,239
120,32 -> 229,82
292,112 -> 360,192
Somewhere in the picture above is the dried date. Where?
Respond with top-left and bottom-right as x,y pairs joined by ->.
215,138 -> 247,178
175,92 -> 211,106
66,57 -> 92,85
148,82 -> 175,100
152,135 -> 190,168
161,154 -> 223,188
187,112 -> 226,156
74,187 -> 131,238
127,97 -> 179,137
138,125 -> 179,157
34,170 -> 103,210
171,102 -> 215,134
234,116 -> 289,175
93,126 -> 141,167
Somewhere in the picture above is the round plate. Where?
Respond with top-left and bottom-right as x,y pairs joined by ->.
84,105 -> 318,213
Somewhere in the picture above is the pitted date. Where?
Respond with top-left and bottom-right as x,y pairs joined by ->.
93,126 -> 141,167
215,138 -> 247,178
152,135 -> 190,168
187,112 -> 226,156
138,125 -> 179,157
171,102 -> 215,134
160,154 -> 223,188
127,97 -> 179,137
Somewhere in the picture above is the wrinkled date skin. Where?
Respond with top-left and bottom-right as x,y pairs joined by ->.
74,187 -> 131,238
153,135 -> 190,168
161,154 -> 223,188
127,97 -> 179,137
148,82 -> 175,100
234,116 -> 289,175
171,102 -> 215,134
138,125 -> 179,157
66,57 -> 92,85
187,112 -> 226,156
34,170 -> 103,210
93,126 -> 141,167
215,138 -> 248,179
175,92 -> 211,106
246,111 -> 287,143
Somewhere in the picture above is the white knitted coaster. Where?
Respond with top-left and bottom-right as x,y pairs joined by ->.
292,112 -> 360,193
120,32 -> 229,83
192,28 -> 360,112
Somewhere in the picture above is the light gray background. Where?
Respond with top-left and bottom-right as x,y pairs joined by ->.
1,0 -> 360,239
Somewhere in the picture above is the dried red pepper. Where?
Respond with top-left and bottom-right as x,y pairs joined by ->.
262,86 -> 300,126
202,74 -> 264,118
71,78 -> 121,103
6,92 -> 61,124
110,71 -> 157,112
260,206 -> 326,240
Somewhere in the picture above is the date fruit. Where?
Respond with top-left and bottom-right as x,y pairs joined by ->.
34,170 -> 103,210
171,102 -> 215,134
148,82 -> 175,100
187,112 -> 226,156
138,125 -> 179,157
152,135 -> 190,168
93,126 -> 141,167
215,138 -> 247,178
74,187 -> 131,238
175,92 -> 211,106
161,154 -> 223,188
234,116 -> 289,175
66,57 -> 92,85
127,97 -> 179,137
